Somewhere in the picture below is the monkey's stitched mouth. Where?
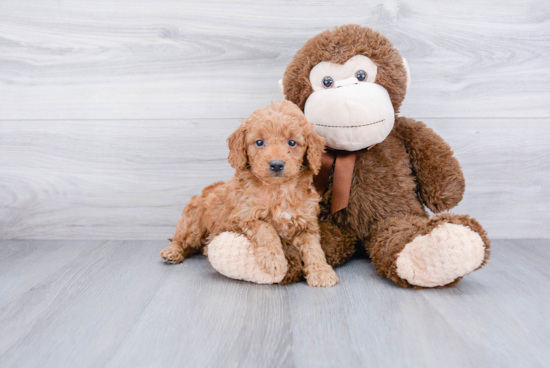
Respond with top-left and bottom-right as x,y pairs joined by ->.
314,119 -> 385,128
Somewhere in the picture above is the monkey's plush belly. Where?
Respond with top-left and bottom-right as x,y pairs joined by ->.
326,134 -> 426,239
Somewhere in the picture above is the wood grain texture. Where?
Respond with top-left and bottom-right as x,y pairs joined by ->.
0,240 -> 172,366
1,118 -> 549,239
0,240 -> 87,309
285,262 -> 484,367
421,239 -> 550,367
434,119 -> 550,239
0,0 -> 549,120
0,119 -> 238,240
0,239 -> 548,367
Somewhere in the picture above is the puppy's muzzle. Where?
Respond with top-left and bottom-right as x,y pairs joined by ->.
269,160 -> 285,174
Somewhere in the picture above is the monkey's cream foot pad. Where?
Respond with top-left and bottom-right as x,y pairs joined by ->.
208,232 -> 287,284
395,223 -> 486,287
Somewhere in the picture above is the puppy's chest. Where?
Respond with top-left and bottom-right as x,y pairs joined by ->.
270,206 -> 300,238
247,184 -> 312,239
260,198 -> 305,239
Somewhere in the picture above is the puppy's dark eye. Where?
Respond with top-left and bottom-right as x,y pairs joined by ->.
288,140 -> 297,147
323,76 -> 334,88
355,70 -> 367,81
255,140 -> 264,147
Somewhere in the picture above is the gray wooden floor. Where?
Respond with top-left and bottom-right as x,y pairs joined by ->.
0,239 -> 548,368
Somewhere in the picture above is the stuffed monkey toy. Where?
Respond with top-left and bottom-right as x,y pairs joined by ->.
208,24 -> 490,288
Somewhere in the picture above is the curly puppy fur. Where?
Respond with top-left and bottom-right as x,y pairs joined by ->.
160,101 -> 338,287
278,24 -> 490,287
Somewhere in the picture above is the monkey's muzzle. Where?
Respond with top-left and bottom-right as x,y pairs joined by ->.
304,82 -> 395,151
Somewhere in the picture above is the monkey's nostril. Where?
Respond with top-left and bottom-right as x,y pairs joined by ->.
269,160 -> 285,173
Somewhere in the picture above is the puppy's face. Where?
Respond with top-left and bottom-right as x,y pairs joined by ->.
227,101 -> 325,184
246,117 -> 307,183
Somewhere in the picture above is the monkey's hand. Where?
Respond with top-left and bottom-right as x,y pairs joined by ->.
394,116 -> 465,213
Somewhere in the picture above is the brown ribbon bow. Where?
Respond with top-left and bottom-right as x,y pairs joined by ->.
313,145 -> 375,214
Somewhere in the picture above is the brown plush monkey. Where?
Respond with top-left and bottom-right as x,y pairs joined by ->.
208,25 -> 490,288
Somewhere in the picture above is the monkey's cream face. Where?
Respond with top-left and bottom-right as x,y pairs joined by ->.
303,55 -> 401,151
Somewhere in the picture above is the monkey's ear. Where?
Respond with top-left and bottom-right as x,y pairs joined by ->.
305,124 -> 325,175
278,79 -> 286,99
227,125 -> 248,171
402,58 -> 411,92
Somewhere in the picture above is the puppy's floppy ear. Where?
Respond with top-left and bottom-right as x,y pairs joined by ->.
227,124 -> 248,171
305,123 -> 325,175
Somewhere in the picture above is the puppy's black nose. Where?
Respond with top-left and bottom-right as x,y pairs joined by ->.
269,160 -> 285,173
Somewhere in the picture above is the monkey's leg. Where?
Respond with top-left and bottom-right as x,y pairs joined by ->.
278,239 -> 304,284
318,219 -> 357,268
366,214 -> 490,288
208,229 -> 288,284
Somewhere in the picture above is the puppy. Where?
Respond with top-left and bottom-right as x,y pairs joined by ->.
160,100 -> 338,287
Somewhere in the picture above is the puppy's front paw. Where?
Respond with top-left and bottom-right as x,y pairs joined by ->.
306,264 -> 338,287
254,246 -> 288,278
160,247 -> 184,264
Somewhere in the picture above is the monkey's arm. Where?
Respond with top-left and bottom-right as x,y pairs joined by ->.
394,116 -> 465,213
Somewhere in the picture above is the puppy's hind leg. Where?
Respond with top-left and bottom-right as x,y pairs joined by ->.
161,237 -> 201,264
161,200 -> 206,264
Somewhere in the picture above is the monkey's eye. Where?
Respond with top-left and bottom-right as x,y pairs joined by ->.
322,76 -> 334,88
355,70 -> 367,81
255,140 -> 264,147
288,140 -> 297,147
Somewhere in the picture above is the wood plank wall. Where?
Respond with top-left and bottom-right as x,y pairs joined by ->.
1,0 -> 549,239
